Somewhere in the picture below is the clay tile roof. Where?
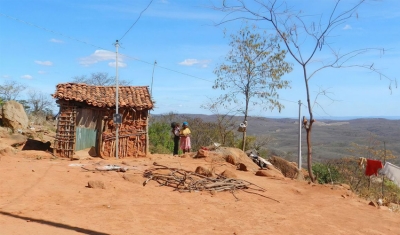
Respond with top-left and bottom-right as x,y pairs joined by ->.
52,83 -> 154,109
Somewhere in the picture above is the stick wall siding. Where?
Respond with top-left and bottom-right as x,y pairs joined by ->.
53,101 -> 150,159
52,83 -> 153,159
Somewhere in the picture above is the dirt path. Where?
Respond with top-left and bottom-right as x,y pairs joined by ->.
0,152 -> 399,235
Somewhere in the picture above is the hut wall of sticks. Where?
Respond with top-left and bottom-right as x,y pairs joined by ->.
52,83 -> 154,159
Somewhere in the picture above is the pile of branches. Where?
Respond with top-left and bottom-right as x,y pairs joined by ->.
143,162 -> 279,202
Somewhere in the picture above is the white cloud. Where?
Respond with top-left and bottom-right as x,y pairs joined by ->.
2,75 -> 10,79
343,24 -> 352,30
79,50 -> 125,67
35,60 -> 53,66
179,59 -> 211,67
49,38 -> 64,43
38,70 -> 46,74
108,61 -> 127,68
21,75 -> 33,79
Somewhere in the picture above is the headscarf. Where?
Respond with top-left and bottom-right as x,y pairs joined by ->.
183,121 -> 188,126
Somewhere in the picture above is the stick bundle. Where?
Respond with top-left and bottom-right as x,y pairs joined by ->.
143,162 -> 269,201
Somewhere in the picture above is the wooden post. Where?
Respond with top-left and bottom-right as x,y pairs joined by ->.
146,113 -> 149,156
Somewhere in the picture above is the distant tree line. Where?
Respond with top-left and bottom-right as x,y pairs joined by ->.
0,72 -> 130,121
0,80 -> 54,119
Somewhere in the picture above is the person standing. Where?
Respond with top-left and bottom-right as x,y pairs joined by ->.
179,121 -> 191,154
171,122 -> 180,156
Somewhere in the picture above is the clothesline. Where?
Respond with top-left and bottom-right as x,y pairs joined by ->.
380,162 -> 400,188
359,157 -> 400,187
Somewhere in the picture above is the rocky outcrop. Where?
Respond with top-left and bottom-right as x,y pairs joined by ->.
2,100 -> 29,132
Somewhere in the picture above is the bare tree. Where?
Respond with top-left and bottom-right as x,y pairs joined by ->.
214,0 -> 396,181
72,72 -> 131,86
0,80 -> 27,101
201,100 -> 238,146
27,89 -> 54,116
212,24 -> 292,151
251,134 -> 275,153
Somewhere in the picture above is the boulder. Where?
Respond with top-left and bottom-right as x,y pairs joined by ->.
9,133 -> 28,147
0,145 -> 15,156
87,180 -> 106,189
368,201 -> 378,208
2,101 -> 29,132
219,147 -> 259,172
225,155 -> 237,165
220,169 -> 237,179
196,149 -> 209,158
236,163 -> 248,171
255,169 -> 285,179
195,166 -> 213,177
268,155 -> 300,179
202,147 -> 259,172
0,126 -> 10,138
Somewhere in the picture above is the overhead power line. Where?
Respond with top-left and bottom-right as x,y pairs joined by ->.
0,13 -> 106,51
0,12 -> 213,83
121,54 -> 213,83
119,0 -> 154,42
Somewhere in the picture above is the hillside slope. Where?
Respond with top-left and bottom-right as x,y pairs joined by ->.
180,115 -> 400,165
0,151 -> 399,235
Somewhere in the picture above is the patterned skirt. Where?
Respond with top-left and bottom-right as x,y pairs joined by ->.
180,136 -> 191,150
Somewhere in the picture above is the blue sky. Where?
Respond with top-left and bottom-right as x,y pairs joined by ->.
0,0 -> 399,118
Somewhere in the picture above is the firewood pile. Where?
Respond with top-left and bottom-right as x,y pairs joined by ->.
143,162 -> 278,201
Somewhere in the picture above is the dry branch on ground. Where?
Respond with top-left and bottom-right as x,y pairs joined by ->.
142,162 -> 279,202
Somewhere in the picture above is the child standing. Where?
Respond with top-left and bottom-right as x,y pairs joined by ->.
179,121 -> 191,154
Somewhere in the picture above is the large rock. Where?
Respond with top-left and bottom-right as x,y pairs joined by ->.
268,155 -> 300,179
9,134 -> 28,147
204,147 -> 260,172
195,166 -> 213,177
2,101 -> 29,132
220,169 -> 237,179
87,180 -> 106,189
255,167 -> 285,179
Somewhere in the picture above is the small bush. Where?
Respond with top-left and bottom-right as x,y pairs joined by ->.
312,162 -> 341,184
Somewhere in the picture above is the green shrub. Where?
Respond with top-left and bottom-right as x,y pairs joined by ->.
383,179 -> 400,204
148,122 -> 174,154
312,162 -> 341,184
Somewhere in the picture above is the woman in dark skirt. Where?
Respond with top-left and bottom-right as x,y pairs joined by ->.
171,122 -> 180,156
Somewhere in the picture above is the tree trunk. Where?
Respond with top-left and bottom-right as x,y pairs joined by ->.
242,130 -> 246,151
306,123 -> 314,182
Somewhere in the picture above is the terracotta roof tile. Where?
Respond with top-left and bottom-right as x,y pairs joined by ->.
52,83 -> 154,109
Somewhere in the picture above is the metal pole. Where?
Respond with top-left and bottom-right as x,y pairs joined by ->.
298,100 -> 302,170
150,60 -> 157,98
115,40 -> 119,159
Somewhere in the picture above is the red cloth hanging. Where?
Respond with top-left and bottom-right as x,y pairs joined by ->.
365,159 -> 383,176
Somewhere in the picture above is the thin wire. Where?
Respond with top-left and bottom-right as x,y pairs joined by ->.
119,0 -> 154,42
121,54 -> 214,83
0,12 -> 213,83
0,13 -> 107,51
277,98 -> 298,104
157,63 -> 214,83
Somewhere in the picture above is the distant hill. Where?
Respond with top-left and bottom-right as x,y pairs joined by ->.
177,114 -> 400,166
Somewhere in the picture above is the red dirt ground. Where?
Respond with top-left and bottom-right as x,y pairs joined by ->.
1,142 -> 399,235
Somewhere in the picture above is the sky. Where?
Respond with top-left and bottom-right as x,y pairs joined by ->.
0,0 -> 399,119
